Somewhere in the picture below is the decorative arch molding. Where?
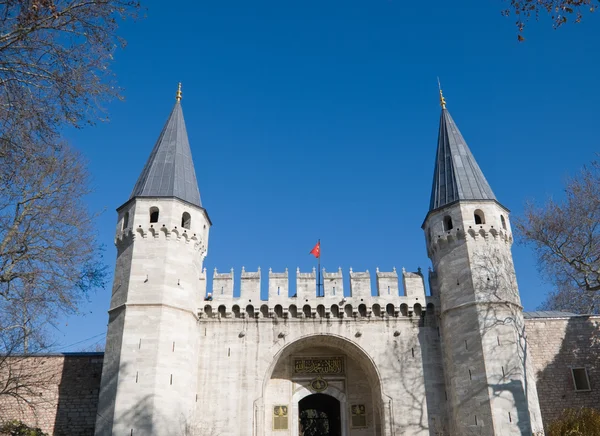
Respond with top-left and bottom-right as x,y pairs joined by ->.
261,333 -> 385,395
256,333 -> 393,435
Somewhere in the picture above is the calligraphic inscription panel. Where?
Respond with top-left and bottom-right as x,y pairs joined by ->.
293,357 -> 344,375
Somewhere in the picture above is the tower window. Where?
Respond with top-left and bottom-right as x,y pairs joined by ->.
149,207 -> 159,223
474,210 -> 485,225
123,212 -> 129,230
571,368 -> 591,391
501,215 -> 507,230
443,216 -> 453,231
181,212 -> 191,229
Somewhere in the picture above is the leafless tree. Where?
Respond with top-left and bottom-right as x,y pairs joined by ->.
502,0 -> 599,40
515,160 -> 600,313
0,0 -> 141,419
0,0 -> 141,151
0,144 -> 108,346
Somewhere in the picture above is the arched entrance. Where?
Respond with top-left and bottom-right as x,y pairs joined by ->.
299,393 -> 341,436
259,334 -> 388,436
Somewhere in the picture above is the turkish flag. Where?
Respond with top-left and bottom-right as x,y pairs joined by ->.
309,241 -> 320,258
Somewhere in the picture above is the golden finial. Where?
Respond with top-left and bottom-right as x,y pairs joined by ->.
176,82 -> 182,102
437,77 -> 446,109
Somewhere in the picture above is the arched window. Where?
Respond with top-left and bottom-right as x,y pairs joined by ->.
474,210 -> 485,225
181,212 -> 191,229
289,305 -> 298,318
443,216 -> 453,231
501,215 -> 507,230
303,304 -> 312,318
260,305 -> 269,318
331,305 -> 340,318
122,212 -> 129,230
245,305 -> 254,318
274,305 -> 283,318
317,305 -> 326,318
149,207 -> 159,223
358,304 -> 367,317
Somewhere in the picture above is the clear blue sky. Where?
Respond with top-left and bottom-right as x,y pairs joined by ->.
56,0 -> 599,351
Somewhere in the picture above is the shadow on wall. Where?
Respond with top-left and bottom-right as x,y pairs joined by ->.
531,315 -> 600,427
418,312 -> 447,436
387,309 -> 444,436
53,353 -> 104,436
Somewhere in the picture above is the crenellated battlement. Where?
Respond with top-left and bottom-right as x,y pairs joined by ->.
114,224 -> 208,255
199,267 -> 436,320
427,223 -> 513,256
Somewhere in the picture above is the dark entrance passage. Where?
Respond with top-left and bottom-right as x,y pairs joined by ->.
299,393 -> 341,436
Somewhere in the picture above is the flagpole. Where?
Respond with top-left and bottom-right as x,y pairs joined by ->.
318,238 -> 321,297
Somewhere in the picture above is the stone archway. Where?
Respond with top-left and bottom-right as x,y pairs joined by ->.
293,384 -> 347,436
258,334 -> 387,436
299,393 -> 342,436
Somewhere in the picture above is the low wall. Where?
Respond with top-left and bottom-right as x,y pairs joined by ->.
0,353 -> 103,436
525,315 -> 600,426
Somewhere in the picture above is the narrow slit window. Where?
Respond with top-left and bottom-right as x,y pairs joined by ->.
501,215 -> 507,230
181,212 -> 191,229
149,207 -> 159,223
123,212 -> 129,230
443,216 -> 453,231
474,209 -> 485,225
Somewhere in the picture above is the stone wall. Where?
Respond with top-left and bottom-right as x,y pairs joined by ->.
0,353 -> 103,436
525,315 -> 600,426
2,314 -> 599,435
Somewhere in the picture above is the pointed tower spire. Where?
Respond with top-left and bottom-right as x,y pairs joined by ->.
129,84 -> 202,207
429,91 -> 496,211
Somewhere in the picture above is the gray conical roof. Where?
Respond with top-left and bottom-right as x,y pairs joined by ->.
429,109 -> 496,211
130,101 -> 202,207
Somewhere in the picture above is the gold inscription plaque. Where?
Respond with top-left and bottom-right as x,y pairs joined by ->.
273,405 -> 288,430
293,357 -> 344,375
351,404 -> 367,428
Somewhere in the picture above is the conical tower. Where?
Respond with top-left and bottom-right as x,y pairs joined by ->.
423,88 -> 544,435
95,85 -> 210,435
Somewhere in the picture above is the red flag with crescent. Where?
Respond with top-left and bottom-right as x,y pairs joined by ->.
309,241 -> 320,259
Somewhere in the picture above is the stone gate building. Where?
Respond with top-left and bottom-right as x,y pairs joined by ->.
5,88 -> 595,436
88,88 -> 600,436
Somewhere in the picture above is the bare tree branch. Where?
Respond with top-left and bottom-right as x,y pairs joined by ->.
515,160 -> 600,313
502,0 -> 599,40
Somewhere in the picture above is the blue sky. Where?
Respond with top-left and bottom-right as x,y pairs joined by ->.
55,0 -> 599,351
